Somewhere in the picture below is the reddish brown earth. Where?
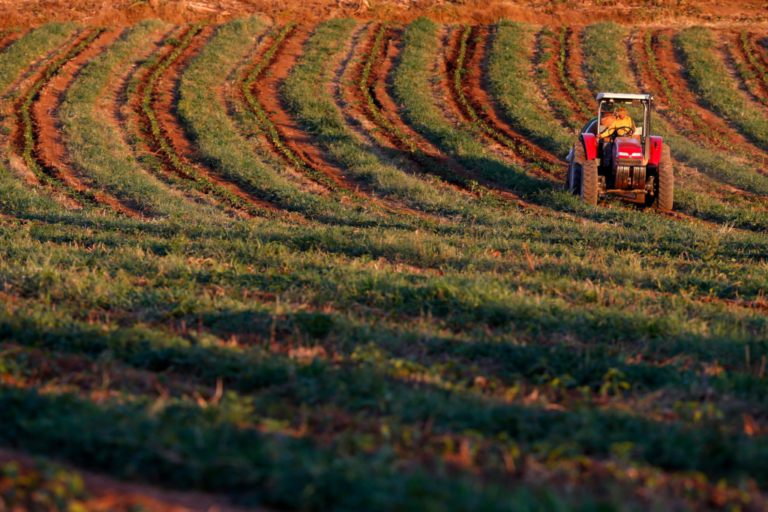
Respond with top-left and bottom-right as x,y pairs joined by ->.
539,28 -> 590,126
1,0 -> 765,31
646,29 -> 765,157
0,28 -> 22,53
736,32 -> 768,101
133,27 -> 284,218
0,448 -> 266,512
251,25 -> 365,195
25,28 -> 143,218
346,25 -> 527,208
249,24 -> 433,220
462,26 -> 564,174
564,26 -> 594,111
442,26 -> 563,184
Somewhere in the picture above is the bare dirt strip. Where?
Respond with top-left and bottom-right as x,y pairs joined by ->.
133,26 -> 284,219
646,29 -> 766,159
564,26 -> 594,110
446,25 -> 564,181
732,31 -> 768,103
0,448 -> 266,512
247,24 -> 434,219
18,28 -> 143,218
345,24 -> 530,209
250,25 -> 369,195
456,25 -> 563,179
0,28 -> 22,53
538,27 -> 590,126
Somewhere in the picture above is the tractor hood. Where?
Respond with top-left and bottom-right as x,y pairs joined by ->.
614,137 -> 644,161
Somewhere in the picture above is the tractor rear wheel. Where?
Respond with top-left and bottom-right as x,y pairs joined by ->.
647,145 -> 674,210
568,144 -> 583,195
656,145 -> 674,210
581,158 -> 598,206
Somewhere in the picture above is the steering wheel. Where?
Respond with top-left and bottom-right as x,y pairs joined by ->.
613,126 -> 634,138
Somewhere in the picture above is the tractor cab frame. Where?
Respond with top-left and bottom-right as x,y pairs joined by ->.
566,92 -> 673,210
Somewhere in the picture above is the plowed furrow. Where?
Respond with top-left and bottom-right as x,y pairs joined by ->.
351,24 -> 525,209
564,26 -> 594,110
0,27 -> 21,53
447,25 -> 564,181
539,25 -> 591,125
243,23 -> 388,209
735,31 -> 768,103
135,24 -> 281,219
648,29 -> 764,157
15,28 -> 141,217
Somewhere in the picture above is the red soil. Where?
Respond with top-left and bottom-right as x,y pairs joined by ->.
25,28 -> 143,218
346,25 -> 526,208
564,26 -> 594,110
251,25 -> 365,194
249,24 -> 432,220
737,32 -> 768,101
539,27 -> 590,126
0,28 -> 22,53
645,29 -> 764,158
444,26 -> 563,182
0,448 -> 265,512
466,26 -> 563,170
136,26 -> 284,218
2,0 -> 766,31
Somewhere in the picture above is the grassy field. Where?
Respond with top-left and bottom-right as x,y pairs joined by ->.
1,16 -> 768,511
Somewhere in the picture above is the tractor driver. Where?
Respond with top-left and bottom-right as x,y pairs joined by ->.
598,106 -> 635,140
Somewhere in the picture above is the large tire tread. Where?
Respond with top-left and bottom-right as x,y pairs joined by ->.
581,158 -> 598,206
656,145 -> 674,211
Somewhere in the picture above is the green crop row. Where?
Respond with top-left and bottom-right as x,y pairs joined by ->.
140,24 -> 276,219
239,22 -> 350,196
5,295 -> 768,494
736,31 -> 768,106
534,33 -> 582,132
676,27 -> 768,154
281,20 -> 509,222
556,25 -> 592,119
640,30 -> 736,152
18,28 -> 106,207
60,21 -> 226,223
357,24 -> 503,206
452,25 -> 561,176
490,22 -> 573,157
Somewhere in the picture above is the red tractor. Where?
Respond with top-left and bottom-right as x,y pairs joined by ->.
566,93 -> 673,210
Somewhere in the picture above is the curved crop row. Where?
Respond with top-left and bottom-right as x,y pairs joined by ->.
18,29 -> 105,205
357,24 -> 505,206
490,21 -> 573,157
140,24 -> 275,218
640,30 -> 734,151
555,25 -> 592,119
734,30 -> 768,105
451,25 -> 561,176
60,21 -> 226,223
675,27 -> 768,154
240,22 -> 349,196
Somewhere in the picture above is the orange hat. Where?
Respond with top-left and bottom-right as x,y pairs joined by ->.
617,107 -> 628,114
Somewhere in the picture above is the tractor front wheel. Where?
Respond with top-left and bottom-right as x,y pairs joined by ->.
647,145 -> 674,210
656,145 -> 674,210
581,158 -> 598,206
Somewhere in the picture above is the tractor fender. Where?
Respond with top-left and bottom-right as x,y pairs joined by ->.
647,136 -> 663,165
580,133 -> 598,160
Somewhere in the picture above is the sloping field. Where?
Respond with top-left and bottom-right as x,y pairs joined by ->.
4,15 -> 768,512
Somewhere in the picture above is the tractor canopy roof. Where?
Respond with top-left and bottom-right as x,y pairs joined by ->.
595,92 -> 653,103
